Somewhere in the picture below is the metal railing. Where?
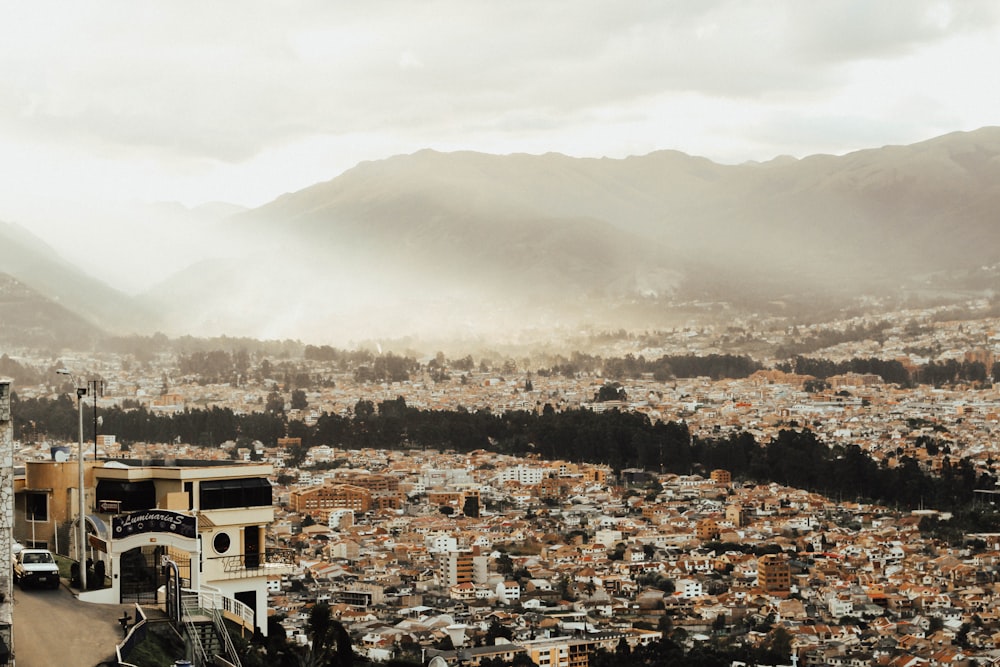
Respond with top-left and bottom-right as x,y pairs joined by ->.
210,604 -> 243,667
188,585 -> 256,636
208,547 -> 297,576
180,591 -> 212,667
117,589 -> 252,667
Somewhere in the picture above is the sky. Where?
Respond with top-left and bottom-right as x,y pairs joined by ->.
2,0 -> 1000,289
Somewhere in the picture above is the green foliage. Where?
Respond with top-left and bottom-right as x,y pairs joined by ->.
777,355 -> 911,385
291,389 -> 308,411
486,619 -> 514,644
495,553 -> 514,575
305,602 -> 354,667
14,392 -> 995,514
0,354 -> 45,385
636,572 -> 675,593
120,621 -> 186,667
594,382 -> 627,402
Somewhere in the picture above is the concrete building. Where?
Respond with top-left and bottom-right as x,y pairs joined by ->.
758,553 -> 791,594
710,469 -> 732,485
438,549 -> 487,589
14,458 -> 294,637
289,483 -> 373,514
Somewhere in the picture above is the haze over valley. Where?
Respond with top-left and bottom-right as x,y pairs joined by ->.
9,8 -> 1000,665
3,127 -> 1000,353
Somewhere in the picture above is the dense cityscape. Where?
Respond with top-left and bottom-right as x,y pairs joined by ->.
4,4 -> 1000,666
7,300 -> 1000,665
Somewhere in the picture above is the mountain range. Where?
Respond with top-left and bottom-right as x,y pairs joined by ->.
3,127 -> 1000,349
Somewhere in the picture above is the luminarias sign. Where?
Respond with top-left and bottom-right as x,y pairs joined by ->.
113,510 -> 197,539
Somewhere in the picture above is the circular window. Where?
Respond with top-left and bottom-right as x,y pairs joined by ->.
213,532 -> 231,554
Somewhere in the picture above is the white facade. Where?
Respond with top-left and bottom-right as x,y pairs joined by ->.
328,508 -> 355,529
496,581 -> 521,604
676,578 -> 703,599
426,532 -> 459,553
76,461 -> 294,639
494,465 -> 547,486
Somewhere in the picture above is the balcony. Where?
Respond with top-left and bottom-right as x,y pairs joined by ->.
207,548 -> 297,579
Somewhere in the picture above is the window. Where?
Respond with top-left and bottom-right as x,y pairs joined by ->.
199,477 -> 272,510
25,492 -> 48,522
213,532 -> 231,554
96,480 -> 157,511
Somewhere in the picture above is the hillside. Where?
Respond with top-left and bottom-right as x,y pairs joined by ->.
7,128 -> 1000,347
0,221 -> 157,337
145,127 -> 1000,341
0,273 -> 105,349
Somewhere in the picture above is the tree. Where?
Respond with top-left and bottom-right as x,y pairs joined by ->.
353,399 -> 374,419
265,391 -> 285,415
300,602 -> 353,667
759,626 -> 793,664
557,574 -> 575,601
291,389 -> 308,411
712,613 -> 727,634
594,382 -> 627,402
463,494 -> 480,518
485,620 -> 513,645
496,553 -> 514,575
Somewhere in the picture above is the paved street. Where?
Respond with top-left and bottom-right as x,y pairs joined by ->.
12,582 -> 135,667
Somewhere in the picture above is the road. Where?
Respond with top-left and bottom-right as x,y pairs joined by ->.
12,582 -> 136,667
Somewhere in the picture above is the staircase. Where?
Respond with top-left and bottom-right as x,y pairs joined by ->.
180,590 -> 242,667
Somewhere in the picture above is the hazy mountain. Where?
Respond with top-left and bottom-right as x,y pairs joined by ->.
228,127 -> 1000,287
0,272 -> 105,349
141,127 -> 1000,343
0,221 -> 157,336
9,128 -> 1000,348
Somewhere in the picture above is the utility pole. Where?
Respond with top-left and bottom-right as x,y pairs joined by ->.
89,379 -> 104,461
57,368 -> 89,591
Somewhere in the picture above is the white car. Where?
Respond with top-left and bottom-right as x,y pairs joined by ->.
13,548 -> 60,589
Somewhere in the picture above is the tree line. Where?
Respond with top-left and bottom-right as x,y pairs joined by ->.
12,393 -> 994,513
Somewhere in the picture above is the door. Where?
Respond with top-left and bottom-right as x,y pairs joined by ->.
244,526 -> 260,569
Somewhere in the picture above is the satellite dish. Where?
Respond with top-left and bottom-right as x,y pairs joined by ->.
428,657 -> 448,667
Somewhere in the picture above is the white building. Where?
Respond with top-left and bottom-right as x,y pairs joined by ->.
496,580 -> 521,604
675,578 -> 703,599
426,532 -> 459,553
493,465 -> 547,486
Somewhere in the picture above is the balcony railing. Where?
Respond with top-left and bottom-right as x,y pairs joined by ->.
208,548 -> 297,577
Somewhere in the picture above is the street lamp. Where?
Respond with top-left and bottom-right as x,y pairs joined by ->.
57,368 -> 88,591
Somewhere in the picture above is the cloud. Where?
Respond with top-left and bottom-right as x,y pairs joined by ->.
784,0 -> 1000,63
1,0 -> 999,211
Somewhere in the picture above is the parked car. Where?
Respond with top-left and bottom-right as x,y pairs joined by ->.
13,548 -> 60,589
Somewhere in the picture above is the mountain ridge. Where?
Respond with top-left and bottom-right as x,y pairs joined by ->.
4,127 -> 1000,347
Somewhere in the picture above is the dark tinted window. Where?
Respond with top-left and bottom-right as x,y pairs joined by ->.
199,478 -> 271,510
96,480 -> 157,511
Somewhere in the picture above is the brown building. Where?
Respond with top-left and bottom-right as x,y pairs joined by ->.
710,469 -> 732,485
582,467 -> 610,485
537,477 -> 571,500
725,503 -> 750,527
696,518 -> 721,541
289,483 -> 373,514
337,473 -> 399,493
758,553 -> 791,593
